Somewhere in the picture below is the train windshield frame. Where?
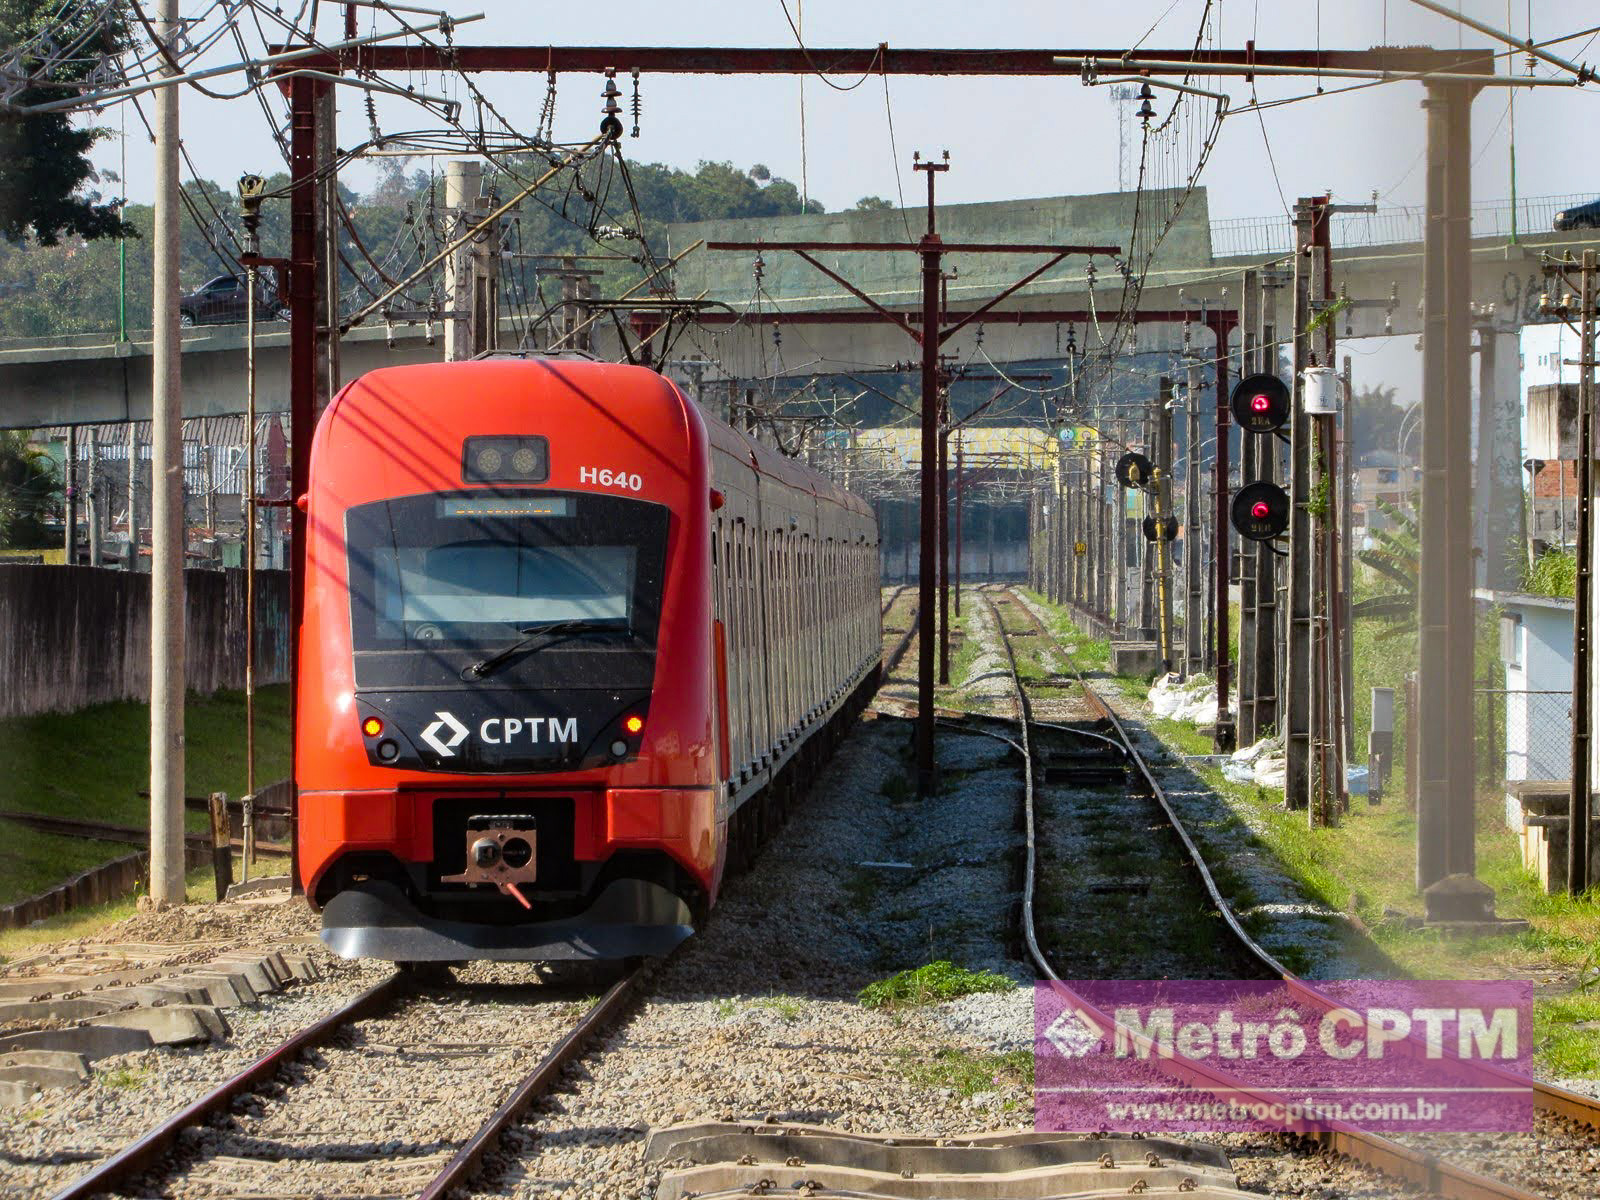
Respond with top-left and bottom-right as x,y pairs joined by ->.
345,489 -> 669,689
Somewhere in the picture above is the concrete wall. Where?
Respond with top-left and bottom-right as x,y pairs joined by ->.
0,565 -> 290,718
668,187 -> 1211,310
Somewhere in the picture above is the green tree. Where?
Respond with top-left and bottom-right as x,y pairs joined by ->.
0,430 -> 61,547
1348,384 -> 1408,463
854,195 -> 894,210
0,0 -> 134,245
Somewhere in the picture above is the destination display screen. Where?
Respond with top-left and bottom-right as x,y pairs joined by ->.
437,497 -> 573,519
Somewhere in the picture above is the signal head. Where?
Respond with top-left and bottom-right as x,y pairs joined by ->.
1230,373 -> 1291,434
1114,450 -> 1156,491
1231,481 -> 1291,541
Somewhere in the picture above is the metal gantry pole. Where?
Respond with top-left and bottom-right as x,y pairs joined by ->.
1571,249 -> 1596,895
1211,316 -> 1236,750
1285,200 -> 1318,813
1256,276 -> 1282,739
914,156 -> 946,795
148,0 -> 186,906
954,432 -> 964,618
1236,272 -> 1259,733
1155,378 -> 1177,672
938,400 -> 951,684
1186,358 -> 1206,680
63,425 -> 77,566
86,426 -> 100,567
245,258 -> 259,820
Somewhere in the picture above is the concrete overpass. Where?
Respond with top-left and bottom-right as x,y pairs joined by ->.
2,186 -> 1597,428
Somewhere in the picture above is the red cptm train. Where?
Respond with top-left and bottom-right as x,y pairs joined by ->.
297,355 -> 881,961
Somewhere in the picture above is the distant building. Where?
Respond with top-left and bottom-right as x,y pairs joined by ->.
1521,327 -> 1582,553
1350,449 -> 1421,546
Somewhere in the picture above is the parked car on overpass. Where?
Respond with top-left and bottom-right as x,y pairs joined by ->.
1553,197 -> 1600,232
178,274 -> 289,327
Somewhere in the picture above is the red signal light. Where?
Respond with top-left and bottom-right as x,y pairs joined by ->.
1251,394 -> 1271,412
361,716 -> 383,737
624,714 -> 644,735
1251,501 -> 1271,520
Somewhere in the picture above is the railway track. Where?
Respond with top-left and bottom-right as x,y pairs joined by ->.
49,963 -> 649,1200
971,584 -> 1600,1200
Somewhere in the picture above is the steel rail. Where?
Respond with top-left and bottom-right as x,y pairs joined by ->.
994,589 -> 1292,978
49,973 -> 405,1200
986,586 -> 1592,1200
416,964 -> 648,1199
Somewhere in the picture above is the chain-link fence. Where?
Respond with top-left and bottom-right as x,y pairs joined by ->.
1480,688 -> 1572,786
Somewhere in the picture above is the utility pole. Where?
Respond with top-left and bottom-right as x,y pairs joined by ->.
1185,360 -> 1205,678
126,422 -> 139,571
1576,250 -> 1596,897
1098,431 -> 1112,623
148,0 -> 185,907
1111,412 -> 1127,633
1285,198 -> 1319,814
1474,307 -> 1528,591
1236,272 -> 1259,736
1541,250 -> 1597,896
1416,80 -> 1481,900
445,159 -> 484,362
954,431 -> 964,617
86,426 -> 100,567
1154,377 -> 1177,672
1212,306 -> 1236,751
63,425 -> 77,566
1255,270 -> 1286,742
239,172 -> 270,819
705,155 -> 1115,794
938,383 -> 951,685
471,197 -> 503,356
916,151 -> 946,785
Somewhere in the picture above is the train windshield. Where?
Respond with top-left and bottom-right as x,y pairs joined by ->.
345,490 -> 669,687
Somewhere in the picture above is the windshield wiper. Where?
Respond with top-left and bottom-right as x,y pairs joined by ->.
459,620 -> 621,681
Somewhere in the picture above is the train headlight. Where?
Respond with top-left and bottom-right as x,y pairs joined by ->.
462,436 -> 549,484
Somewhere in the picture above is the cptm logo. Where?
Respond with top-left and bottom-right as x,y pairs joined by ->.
421,711 -> 470,757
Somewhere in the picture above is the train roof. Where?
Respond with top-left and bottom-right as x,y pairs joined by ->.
333,356 -> 871,520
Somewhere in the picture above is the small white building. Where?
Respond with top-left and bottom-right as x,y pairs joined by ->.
1485,589 -> 1574,787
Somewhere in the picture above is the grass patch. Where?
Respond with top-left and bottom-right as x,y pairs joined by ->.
100,1066 -> 150,1091
1534,987 -> 1600,1077
0,858 -> 288,960
947,617 -> 981,690
751,996 -> 804,1022
0,686 -> 290,904
859,960 -> 1016,1010
898,1046 -> 1034,1100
